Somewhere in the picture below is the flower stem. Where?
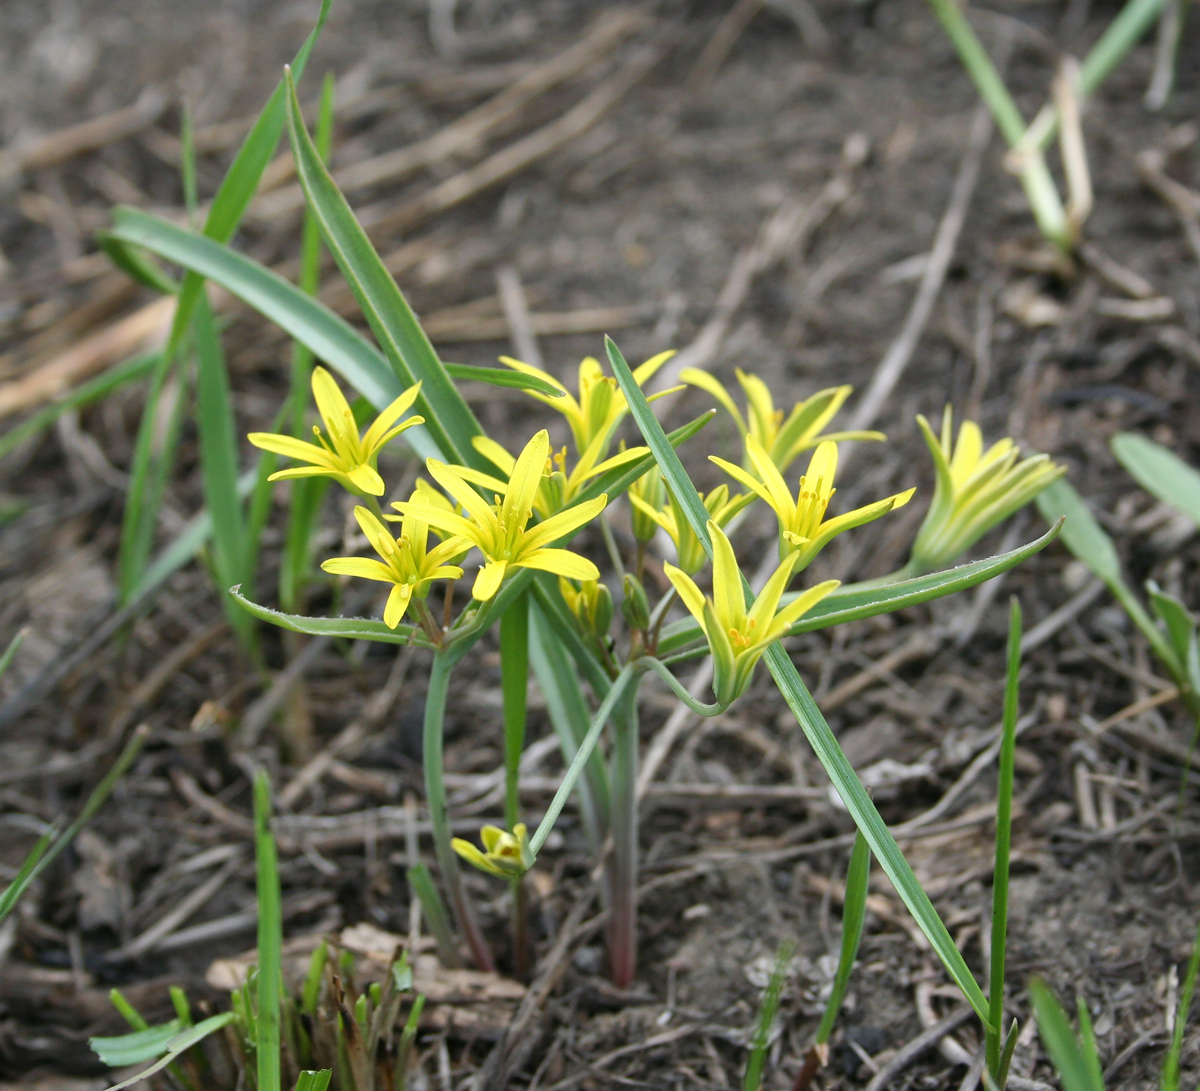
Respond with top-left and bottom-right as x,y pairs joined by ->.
607,674 -> 641,988
424,651 -> 495,971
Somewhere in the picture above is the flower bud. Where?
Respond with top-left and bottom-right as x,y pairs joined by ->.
628,466 -> 664,544
451,823 -> 534,879
621,572 -> 651,631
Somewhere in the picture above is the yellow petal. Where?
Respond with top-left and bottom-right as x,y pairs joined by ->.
472,435 -> 517,474
708,521 -> 745,634
504,430 -> 550,529
515,548 -> 599,582
353,506 -> 399,562
663,562 -> 708,631
519,494 -> 607,553
771,578 -> 841,636
321,557 -> 396,582
383,583 -> 413,628
744,438 -> 796,518
267,466 -> 343,483
346,462 -> 386,496
361,382 -> 422,452
680,368 -> 747,437
472,559 -> 508,600
248,432 -> 338,468
425,459 -> 498,530
311,366 -> 356,441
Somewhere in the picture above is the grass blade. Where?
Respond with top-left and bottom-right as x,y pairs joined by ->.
1162,913 -> 1200,1091
607,334 -> 991,1024
0,831 -> 53,924
987,598 -> 1022,1077
1112,432 -> 1200,530
194,293 -> 253,646
254,770 -> 283,1091
444,363 -> 566,397
0,352 -> 160,462
406,862 -> 462,968
0,628 -> 26,681
96,1013 -> 234,1091
284,66 -> 482,466
501,592 -> 530,832
744,941 -> 794,1091
106,208 -> 439,458
1029,982 -> 1104,1091
815,830 -> 870,1045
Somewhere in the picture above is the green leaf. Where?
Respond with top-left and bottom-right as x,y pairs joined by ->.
95,1013 -> 235,1091
606,333 -> 992,1025
295,1072 -> 333,1091
1112,432 -> 1200,530
744,940 -> 794,1091
106,209 -> 440,455
91,1022 -> 183,1067
444,363 -> 566,398
0,352 -> 161,462
1029,982 -> 1104,1091
96,233 -> 179,295
0,830 -> 54,924
0,628 -> 26,682
230,587 -> 432,647
815,831 -> 870,1045
284,66 -> 483,467
254,771 -> 283,1091
501,592 -> 530,831
1162,912 -> 1200,1091
194,294 -> 253,644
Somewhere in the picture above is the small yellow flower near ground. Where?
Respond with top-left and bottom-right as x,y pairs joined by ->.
681,367 -> 884,474
907,407 -> 1065,574
664,522 -> 840,707
629,482 -> 749,574
392,429 -> 607,601
321,506 -> 464,628
499,351 -> 676,456
452,823 -> 534,879
712,437 -> 914,570
248,367 -> 423,497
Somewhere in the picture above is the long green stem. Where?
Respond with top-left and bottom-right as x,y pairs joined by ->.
253,771 -> 282,1091
424,652 -> 494,971
642,657 -> 723,716
607,675 -> 641,988
987,599 -> 1021,1079
500,592 -> 530,974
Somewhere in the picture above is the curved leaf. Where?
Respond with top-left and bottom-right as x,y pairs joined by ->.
1112,432 -> 1200,530
230,587 -> 434,648
445,363 -> 565,398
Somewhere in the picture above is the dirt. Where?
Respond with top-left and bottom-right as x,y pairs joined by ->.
1,0 -> 1199,1088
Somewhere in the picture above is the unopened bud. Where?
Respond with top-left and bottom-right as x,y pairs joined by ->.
621,573 -> 651,631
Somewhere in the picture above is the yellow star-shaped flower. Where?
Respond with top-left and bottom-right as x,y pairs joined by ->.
452,823 -> 533,879
392,429 -> 607,601
321,506 -> 464,628
664,522 -> 839,707
682,367 -> 883,474
712,437 -> 914,570
249,367 -> 422,496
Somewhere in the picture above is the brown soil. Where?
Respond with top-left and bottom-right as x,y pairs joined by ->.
1,1 -> 1199,1088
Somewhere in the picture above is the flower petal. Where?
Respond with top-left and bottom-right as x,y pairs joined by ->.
249,432 -> 338,467
346,462 -> 386,496
383,583 -> 413,628
311,366 -> 356,445
321,557 -> 396,582
519,494 -> 607,552
426,459 -> 498,530
515,548 -> 599,581
708,521 -> 745,634
663,561 -> 707,631
503,430 -> 550,530
472,559 -> 508,600
361,382 -> 422,452
680,368 -> 747,437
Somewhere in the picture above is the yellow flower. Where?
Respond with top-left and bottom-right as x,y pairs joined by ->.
712,438 -> 914,570
499,351 -> 676,455
681,368 -> 883,474
629,483 -> 749,574
452,823 -> 533,879
249,367 -> 423,496
320,506 -> 464,628
664,522 -> 839,707
461,431 -> 645,519
392,429 -> 606,601
908,408 -> 1065,574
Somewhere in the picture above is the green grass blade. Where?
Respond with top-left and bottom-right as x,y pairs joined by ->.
96,1013 -> 235,1091
0,352 -> 160,462
0,830 -> 53,923
106,209 -> 440,458
501,592 -> 530,832
1029,982 -> 1104,1091
0,628 -> 26,681
194,293 -> 253,645
656,524 -> 1062,658
1076,997 -> 1105,1091
743,940 -> 794,1091
295,1072 -> 333,1091
230,587 -> 429,647
1112,432 -> 1200,531
406,863 -> 461,968
95,234 -> 179,295
1037,477 -> 1176,671
1162,913 -> 1200,1091
91,1022 -> 184,1067
1,726 -> 149,924
815,830 -> 870,1045
988,598 -> 1022,1077
164,0 -> 331,357
444,363 -> 566,398
283,66 -> 482,466
254,770 -> 283,1091
1079,0 -> 1167,95
528,606 -> 611,850
607,333 -> 991,1024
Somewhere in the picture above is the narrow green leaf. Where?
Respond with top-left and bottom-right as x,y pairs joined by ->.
815,831 -> 870,1045
295,1072 -> 333,1091
1162,912 -> 1200,1091
406,863 -> 461,968
0,352 -> 160,462
284,66 -> 482,466
0,830 -> 54,923
1029,982 -> 1104,1091
744,941 -> 794,1091
501,593 -> 530,832
95,234 -> 179,295
96,1013 -> 235,1091
444,363 -> 566,398
0,628 -> 26,681
1112,432 -> 1200,531
607,333 -> 992,1024
194,293 -> 252,643
90,1022 -> 183,1067
254,771 -> 283,1091
230,587 -> 430,647
988,598 -> 1021,1077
